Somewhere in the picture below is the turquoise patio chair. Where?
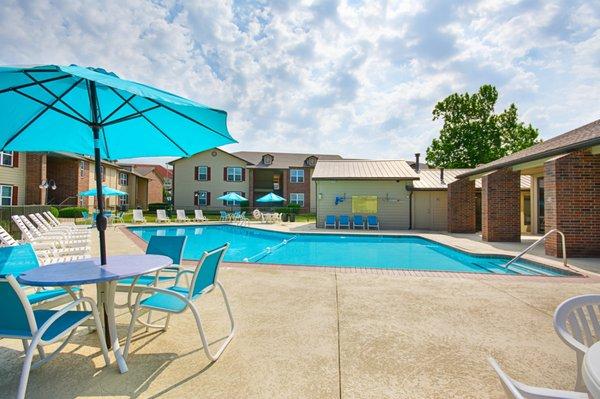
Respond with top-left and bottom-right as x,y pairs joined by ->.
367,215 -> 380,230
219,211 -> 228,221
0,244 -> 82,307
81,211 -> 91,224
324,215 -> 336,229
352,215 -> 364,229
116,235 -> 187,310
0,274 -> 109,399
338,215 -> 350,229
124,243 -> 234,362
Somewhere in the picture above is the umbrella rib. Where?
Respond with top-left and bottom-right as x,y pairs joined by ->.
23,73 -> 88,122
101,105 -> 161,126
2,79 -> 86,150
100,94 -> 135,124
108,88 -> 190,156
13,88 -> 89,125
144,98 -> 234,142
0,74 -> 71,95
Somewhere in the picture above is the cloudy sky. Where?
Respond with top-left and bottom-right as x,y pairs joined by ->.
0,0 -> 598,163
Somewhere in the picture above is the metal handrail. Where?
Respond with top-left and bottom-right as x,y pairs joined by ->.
504,229 -> 567,268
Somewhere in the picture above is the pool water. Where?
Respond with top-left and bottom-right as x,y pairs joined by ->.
128,225 -> 572,276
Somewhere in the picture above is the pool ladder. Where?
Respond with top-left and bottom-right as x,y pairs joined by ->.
503,229 -> 567,269
243,235 -> 297,263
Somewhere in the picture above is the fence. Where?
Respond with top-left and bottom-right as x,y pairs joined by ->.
0,205 -> 56,239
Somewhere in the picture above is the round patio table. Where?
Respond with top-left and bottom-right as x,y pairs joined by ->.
583,341 -> 600,398
17,255 -> 172,374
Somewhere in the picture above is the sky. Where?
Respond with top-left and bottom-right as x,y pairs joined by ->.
0,0 -> 598,165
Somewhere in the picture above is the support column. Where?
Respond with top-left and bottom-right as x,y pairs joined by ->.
447,178 -> 476,233
544,150 -> 600,257
482,168 -> 521,242
247,169 -> 254,208
25,153 -> 47,205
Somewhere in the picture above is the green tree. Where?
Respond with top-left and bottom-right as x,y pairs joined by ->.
425,85 -> 539,168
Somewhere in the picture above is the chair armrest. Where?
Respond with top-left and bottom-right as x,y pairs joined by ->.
34,296 -> 97,344
174,269 -> 195,285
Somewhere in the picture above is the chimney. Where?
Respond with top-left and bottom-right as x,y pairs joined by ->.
440,168 -> 445,183
414,153 -> 420,173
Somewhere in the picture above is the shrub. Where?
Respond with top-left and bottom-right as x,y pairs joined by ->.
49,207 -> 59,217
148,203 -> 169,212
287,204 -> 301,214
58,207 -> 88,218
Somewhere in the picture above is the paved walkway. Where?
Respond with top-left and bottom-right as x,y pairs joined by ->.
0,225 -> 599,398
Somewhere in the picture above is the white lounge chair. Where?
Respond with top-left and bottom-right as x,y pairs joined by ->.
176,209 -> 190,222
42,211 -> 81,229
554,294 -> 600,391
0,274 -> 110,399
124,243 -> 234,363
30,213 -> 89,238
132,209 -> 146,223
12,216 -> 90,254
193,209 -> 208,222
488,357 -> 588,399
156,209 -> 170,223
23,215 -> 90,244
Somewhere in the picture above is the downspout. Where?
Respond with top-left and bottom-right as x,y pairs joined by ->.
406,184 -> 414,230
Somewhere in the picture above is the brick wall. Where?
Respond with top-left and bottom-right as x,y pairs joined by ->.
544,150 -> 600,257
146,171 -> 164,204
481,168 -> 521,242
25,153 -> 47,204
46,157 -> 80,206
447,178 -> 476,233
287,167 -> 311,212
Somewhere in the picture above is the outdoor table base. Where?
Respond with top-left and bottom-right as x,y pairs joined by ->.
18,255 -> 172,374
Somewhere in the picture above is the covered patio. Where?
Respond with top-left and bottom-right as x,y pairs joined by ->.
448,119 -> 600,258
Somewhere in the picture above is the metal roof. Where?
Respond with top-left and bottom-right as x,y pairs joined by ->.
312,160 -> 419,180
233,151 -> 342,169
458,118 -> 600,179
413,169 -> 531,190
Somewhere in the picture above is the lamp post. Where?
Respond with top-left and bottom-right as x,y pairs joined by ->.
38,179 -> 57,205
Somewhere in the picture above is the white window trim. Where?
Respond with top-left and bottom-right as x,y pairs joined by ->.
119,172 -> 128,186
290,169 -> 305,183
197,190 -> 208,206
118,193 -> 128,206
227,167 -> 243,182
197,166 -> 208,181
290,192 -> 304,206
0,184 -> 13,206
0,151 -> 13,167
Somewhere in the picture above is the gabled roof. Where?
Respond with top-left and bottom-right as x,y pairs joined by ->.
128,164 -> 173,179
169,147 -> 253,165
312,160 -> 419,180
412,169 -> 530,190
458,119 -> 600,179
232,151 -> 342,169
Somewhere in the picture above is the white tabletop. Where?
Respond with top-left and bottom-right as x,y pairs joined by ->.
583,342 -> 600,398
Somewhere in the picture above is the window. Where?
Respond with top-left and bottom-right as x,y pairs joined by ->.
0,151 -> 13,167
290,169 -> 304,183
197,166 -> 208,181
0,185 -> 13,206
78,196 -> 86,207
223,191 -> 242,206
290,193 -> 304,207
262,154 -> 273,165
196,191 -> 208,206
119,194 -> 128,207
227,167 -> 242,182
79,161 -> 87,177
119,172 -> 128,186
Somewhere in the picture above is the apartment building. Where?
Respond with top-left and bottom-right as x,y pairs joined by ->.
171,148 -> 342,212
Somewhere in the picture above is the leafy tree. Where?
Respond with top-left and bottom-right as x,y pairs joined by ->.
425,85 -> 539,168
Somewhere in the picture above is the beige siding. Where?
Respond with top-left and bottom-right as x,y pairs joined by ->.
0,153 -> 27,205
173,149 -> 249,210
412,191 -> 448,231
315,180 -> 411,229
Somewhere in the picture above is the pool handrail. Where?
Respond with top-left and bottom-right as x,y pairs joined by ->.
503,229 -> 567,269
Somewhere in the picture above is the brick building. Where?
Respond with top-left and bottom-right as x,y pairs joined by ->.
449,119 -> 600,258
119,164 -> 172,205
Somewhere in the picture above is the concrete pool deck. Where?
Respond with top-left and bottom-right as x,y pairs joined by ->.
0,224 -> 599,398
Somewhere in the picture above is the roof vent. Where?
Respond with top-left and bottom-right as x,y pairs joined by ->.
440,168 -> 445,183
414,153 -> 420,173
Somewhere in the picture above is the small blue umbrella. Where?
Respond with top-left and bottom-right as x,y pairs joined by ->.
217,192 -> 247,202
256,192 -> 286,203
78,185 -> 127,197
0,64 -> 236,265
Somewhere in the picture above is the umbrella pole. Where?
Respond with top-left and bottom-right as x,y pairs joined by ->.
88,81 -> 107,265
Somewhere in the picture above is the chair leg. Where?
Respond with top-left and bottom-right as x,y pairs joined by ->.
89,301 -> 111,366
17,338 -> 38,399
124,300 -> 140,360
575,353 -> 586,392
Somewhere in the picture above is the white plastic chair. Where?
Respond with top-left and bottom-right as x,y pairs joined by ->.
488,357 -> 588,399
156,209 -> 170,223
0,274 -> 110,399
194,209 -> 208,222
124,243 -> 234,363
132,209 -> 146,223
554,294 -> 600,391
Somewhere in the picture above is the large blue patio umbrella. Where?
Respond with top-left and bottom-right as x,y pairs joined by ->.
78,185 -> 127,197
256,192 -> 286,203
217,192 -> 247,202
0,64 -> 236,264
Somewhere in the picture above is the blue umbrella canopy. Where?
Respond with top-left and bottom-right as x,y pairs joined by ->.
78,185 -> 127,197
217,192 -> 247,202
256,192 -> 286,203
0,64 -> 236,265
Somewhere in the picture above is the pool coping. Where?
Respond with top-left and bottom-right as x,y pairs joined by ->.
120,224 -> 594,280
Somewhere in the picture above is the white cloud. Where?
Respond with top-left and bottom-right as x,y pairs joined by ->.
0,0 -> 598,164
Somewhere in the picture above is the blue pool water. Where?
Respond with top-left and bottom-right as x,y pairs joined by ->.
128,225 -> 573,276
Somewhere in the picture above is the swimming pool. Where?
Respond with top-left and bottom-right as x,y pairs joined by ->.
128,225 -> 573,276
